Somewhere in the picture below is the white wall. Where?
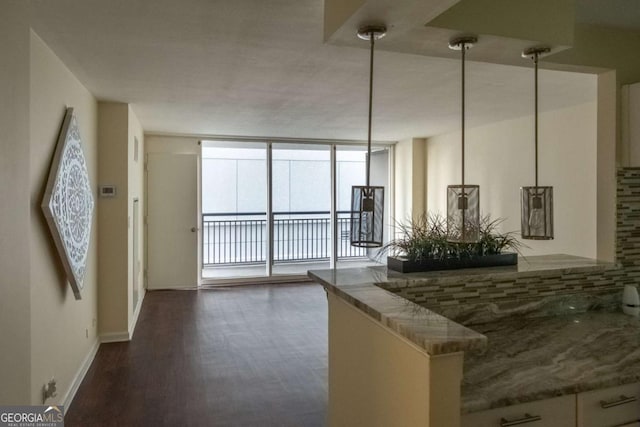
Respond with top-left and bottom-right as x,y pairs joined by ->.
427,101 -> 598,258
0,1 -> 31,405
29,31 -> 99,405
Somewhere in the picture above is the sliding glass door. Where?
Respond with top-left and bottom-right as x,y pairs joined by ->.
201,140 -> 390,281
201,142 -> 267,279
272,144 -> 331,275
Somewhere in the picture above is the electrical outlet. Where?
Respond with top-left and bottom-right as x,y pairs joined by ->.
42,378 -> 57,403
85,328 -> 88,338
92,318 -> 97,328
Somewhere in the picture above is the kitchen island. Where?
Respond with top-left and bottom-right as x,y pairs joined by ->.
308,255 -> 640,427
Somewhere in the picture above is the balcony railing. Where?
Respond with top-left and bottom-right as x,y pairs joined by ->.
203,211 -> 367,266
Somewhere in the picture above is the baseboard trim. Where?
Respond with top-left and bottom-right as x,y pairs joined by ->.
62,338 -> 100,411
99,331 -> 130,343
128,289 -> 146,339
63,292 -> 148,412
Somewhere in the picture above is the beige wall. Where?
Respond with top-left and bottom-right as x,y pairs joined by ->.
429,0 -> 575,47
98,103 -> 129,337
327,293 -> 463,426
552,24 -> 640,86
597,72 -> 617,263
128,107 -> 145,330
98,103 -> 146,340
145,134 -> 200,154
0,1 -> 31,405
29,31 -> 99,405
394,137 -> 426,225
621,81 -> 640,167
426,101 -> 598,258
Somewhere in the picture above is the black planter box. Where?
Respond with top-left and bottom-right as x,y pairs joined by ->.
387,253 -> 518,273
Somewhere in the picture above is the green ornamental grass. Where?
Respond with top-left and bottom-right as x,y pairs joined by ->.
380,213 -> 522,263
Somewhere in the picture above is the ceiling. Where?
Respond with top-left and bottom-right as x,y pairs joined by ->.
576,0 -> 640,31
29,0 -> 626,142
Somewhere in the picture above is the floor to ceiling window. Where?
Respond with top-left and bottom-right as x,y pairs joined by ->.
271,143 -> 331,276
202,142 -> 267,279
201,140 -> 391,282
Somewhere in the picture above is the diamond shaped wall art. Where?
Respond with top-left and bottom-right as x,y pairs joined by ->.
42,108 -> 95,300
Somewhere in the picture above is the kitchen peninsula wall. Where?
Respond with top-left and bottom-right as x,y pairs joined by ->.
382,168 -> 640,307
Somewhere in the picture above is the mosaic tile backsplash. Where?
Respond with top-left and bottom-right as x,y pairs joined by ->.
378,168 -> 640,308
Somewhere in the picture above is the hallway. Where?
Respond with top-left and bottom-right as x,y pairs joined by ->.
66,284 -> 328,426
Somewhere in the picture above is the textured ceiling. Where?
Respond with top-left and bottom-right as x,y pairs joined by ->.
31,0 -> 598,141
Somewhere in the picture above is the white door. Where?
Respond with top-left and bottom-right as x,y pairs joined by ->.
147,153 -> 198,289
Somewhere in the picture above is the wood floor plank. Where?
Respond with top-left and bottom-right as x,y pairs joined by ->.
66,284 -> 328,427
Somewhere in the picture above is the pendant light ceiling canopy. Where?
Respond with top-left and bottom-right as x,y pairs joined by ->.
447,35 -> 480,244
350,25 -> 386,248
520,46 -> 554,240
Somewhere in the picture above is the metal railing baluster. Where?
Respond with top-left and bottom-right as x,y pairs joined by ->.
201,211 -> 368,266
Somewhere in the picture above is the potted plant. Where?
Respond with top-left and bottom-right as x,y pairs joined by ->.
382,214 -> 520,273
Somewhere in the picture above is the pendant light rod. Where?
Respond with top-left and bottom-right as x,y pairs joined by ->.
358,25 -> 386,187
367,30 -> 374,186
535,51 -> 538,186
522,46 -> 550,187
462,41 -> 466,187
449,36 -> 477,188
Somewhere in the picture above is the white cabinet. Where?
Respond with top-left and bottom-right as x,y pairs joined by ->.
577,382 -> 640,427
462,383 -> 640,427
462,395 -> 575,427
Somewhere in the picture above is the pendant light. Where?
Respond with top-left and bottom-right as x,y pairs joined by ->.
350,25 -> 386,248
520,46 -> 554,240
447,36 -> 480,243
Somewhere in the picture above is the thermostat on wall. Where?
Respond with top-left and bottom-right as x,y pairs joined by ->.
99,185 -> 117,198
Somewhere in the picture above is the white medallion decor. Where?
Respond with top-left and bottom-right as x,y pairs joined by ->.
42,108 -> 95,300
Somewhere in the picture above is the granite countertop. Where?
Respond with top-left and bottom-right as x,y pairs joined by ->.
308,255 -> 636,414
308,266 -> 488,355
428,287 -> 640,413
308,255 -> 616,356
460,308 -> 640,413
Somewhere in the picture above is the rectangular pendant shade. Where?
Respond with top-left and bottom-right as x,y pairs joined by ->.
350,185 -> 384,248
447,184 -> 480,243
521,186 -> 554,240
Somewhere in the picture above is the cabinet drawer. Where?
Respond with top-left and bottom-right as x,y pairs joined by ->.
577,382 -> 640,427
462,395 -> 575,427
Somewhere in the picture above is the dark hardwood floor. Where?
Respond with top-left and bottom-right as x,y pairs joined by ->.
66,284 -> 328,427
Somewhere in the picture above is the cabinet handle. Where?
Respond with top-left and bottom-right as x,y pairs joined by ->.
600,394 -> 637,409
500,413 -> 542,427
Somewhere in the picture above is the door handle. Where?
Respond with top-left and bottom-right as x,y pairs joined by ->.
601,394 -> 637,409
500,414 -> 542,427
191,227 -> 197,232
